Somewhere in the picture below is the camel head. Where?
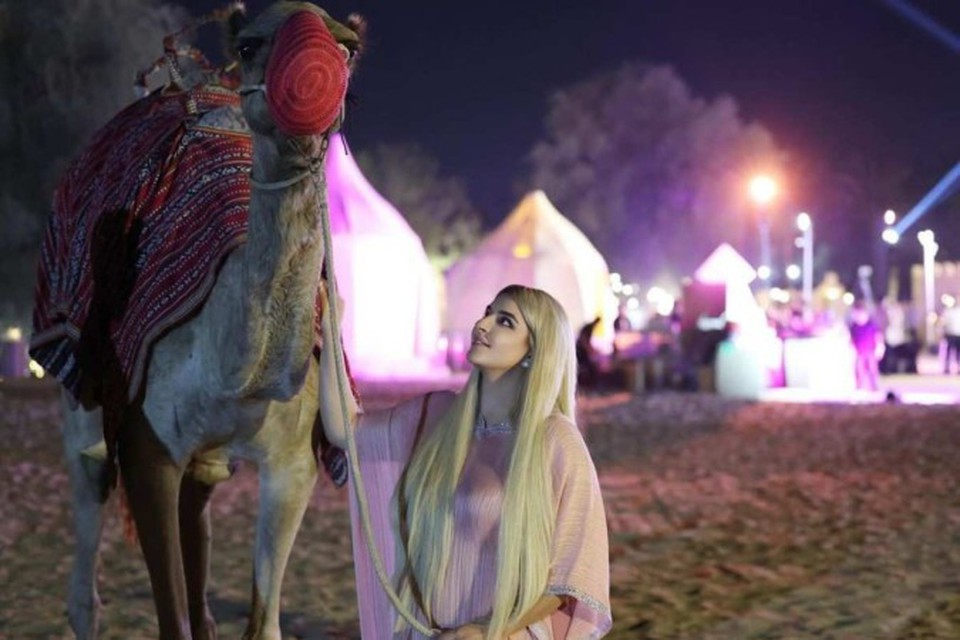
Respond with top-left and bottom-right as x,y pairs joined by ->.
232,2 -> 363,148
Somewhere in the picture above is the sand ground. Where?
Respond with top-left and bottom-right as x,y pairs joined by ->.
1,375 -> 958,639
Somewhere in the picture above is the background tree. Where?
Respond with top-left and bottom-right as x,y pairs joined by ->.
356,142 -> 482,272
0,0 -> 186,322
527,63 -> 783,284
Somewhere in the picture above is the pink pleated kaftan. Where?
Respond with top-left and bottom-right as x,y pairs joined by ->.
347,393 -> 612,639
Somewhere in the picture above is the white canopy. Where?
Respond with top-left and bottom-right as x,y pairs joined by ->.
324,135 -> 442,377
445,190 -> 611,350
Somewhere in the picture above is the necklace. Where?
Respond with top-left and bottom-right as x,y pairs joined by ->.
474,414 -> 515,440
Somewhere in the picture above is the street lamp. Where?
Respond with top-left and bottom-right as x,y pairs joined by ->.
918,229 -> 939,347
748,175 -> 778,282
749,175 -> 778,204
796,212 -> 813,315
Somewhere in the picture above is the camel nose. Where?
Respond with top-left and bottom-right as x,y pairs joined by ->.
264,10 -> 348,136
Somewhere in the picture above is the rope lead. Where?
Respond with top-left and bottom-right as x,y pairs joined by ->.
314,160 -> 439,637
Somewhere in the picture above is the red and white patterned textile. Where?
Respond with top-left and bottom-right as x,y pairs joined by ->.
30,85 -> 253,402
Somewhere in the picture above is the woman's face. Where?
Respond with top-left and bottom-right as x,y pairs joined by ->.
467,294 -> 531,379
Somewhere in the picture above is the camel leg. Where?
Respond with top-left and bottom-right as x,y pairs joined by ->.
242,403 -> 318,640
61,397 -> 108,640
179,475 -> 218,640
117,409 -> 192,640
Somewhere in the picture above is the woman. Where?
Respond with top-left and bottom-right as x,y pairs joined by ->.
319,284 -> 611,639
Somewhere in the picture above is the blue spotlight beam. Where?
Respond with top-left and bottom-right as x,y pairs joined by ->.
880,0 -> 960,54
878,1 -> 960,237
893,161 -> 960,235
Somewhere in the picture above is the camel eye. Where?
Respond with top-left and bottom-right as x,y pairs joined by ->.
235,38 -> 262,61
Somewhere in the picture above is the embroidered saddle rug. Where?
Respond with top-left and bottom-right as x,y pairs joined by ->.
29,50 -> 351,488
30,85 -> 258,402
31,83 -> 351,486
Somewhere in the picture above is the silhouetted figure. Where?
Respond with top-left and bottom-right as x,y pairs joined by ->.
576,317 -> 602,388
880,299 -> 918,374
613,306 -> 631,333
849,301 -> 882,391
941,302 -> 960,374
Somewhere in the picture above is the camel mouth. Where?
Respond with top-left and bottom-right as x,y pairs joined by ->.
237,83 -> 265,97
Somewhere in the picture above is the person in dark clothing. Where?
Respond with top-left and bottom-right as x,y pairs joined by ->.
576,317 -> 602,388
613,306 -> 631,333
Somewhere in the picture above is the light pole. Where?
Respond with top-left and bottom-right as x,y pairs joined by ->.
918,229 -> 939,347
796,212 -> 813,315
748,175 -> 778,282
880,209 -> 897,300
882,216 -> 900,297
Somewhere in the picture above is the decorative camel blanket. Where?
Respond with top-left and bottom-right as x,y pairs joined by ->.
30,85 -> 296,403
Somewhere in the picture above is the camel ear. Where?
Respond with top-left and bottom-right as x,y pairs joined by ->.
345,14 -> 366,70
223,4 -> 249,61
320,13 -> 365,71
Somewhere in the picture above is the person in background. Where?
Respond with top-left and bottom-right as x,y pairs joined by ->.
939,299 -> 960,374
880,298 -> 915,374
318,283 -> 611,639
613,306 -> 631,333
849,300 -> 883,391
575,317 -> 602,388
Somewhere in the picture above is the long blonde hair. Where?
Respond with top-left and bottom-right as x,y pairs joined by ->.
395,285 -> 578,639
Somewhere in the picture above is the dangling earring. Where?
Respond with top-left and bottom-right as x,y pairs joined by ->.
521,355 -> 532,369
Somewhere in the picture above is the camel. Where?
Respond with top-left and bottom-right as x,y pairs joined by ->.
34,3 -> 363,638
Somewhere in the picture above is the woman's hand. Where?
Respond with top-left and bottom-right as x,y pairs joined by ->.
318,279 -> 345,323
317,277 -> 359,449
437,623 -> 486,639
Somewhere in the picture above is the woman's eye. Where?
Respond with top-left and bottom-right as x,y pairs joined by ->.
497,316 -> 514,328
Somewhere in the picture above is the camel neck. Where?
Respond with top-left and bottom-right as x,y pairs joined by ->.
218,133 -> 329,399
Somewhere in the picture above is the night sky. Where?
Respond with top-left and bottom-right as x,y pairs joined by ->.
189,0 -> 960,233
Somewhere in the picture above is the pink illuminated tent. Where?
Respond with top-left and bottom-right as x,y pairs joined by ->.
444,191 -> 611,356
324,135 -> 442,377
692,242 -> 761,328
691,243 -> 776,398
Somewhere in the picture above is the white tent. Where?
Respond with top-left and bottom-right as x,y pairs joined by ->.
445,190 -> 611,356
692,243 -> 775,398
324,135 -> 442,377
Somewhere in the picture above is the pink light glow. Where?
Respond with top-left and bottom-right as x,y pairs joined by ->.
323,135 -> 445,379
